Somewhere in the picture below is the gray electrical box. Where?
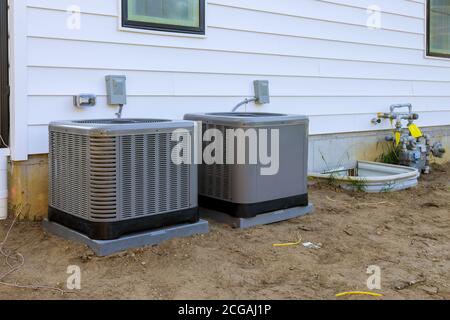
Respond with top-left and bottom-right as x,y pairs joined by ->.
253,80 -> 270,104
105,75 -> 127,105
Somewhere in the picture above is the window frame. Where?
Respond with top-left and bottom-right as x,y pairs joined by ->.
426,0 -> 450,58
122,0 -> 206,35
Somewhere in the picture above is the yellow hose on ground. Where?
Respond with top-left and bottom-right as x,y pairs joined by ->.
272,240 -> 301,247
336,291 -> 383,298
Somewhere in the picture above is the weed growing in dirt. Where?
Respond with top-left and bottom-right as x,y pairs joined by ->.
348,178 -> 368,193
326,172 -> 339,187
377,141 -> 400,165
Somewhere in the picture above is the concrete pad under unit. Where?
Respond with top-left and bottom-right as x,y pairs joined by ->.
200,204 -> 314,229
42,219 -> 209,256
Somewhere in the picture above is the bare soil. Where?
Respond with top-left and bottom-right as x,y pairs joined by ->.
0,163 -> 449,300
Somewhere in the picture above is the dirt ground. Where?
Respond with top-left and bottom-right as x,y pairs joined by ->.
0,163 -> 449,300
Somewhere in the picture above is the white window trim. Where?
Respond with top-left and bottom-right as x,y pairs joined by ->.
117,0 -> 208,39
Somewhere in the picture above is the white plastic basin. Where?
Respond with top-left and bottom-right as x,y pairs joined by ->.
309,161 -> 419,193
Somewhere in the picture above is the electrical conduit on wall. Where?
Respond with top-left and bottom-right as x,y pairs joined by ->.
0,149 -> 9,219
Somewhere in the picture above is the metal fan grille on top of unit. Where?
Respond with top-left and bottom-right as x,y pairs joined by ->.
73,119 -> 170,124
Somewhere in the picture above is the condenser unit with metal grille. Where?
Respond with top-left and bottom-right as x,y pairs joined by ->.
48,119 -> 198,240
184,112 -> 309,218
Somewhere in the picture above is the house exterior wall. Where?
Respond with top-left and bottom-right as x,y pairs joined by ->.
8,0 -> 450,161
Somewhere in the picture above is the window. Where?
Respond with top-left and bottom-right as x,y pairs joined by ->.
122,0 -> 205,34
427,0 -> 450,57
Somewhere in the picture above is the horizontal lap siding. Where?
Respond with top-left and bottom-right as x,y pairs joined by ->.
24,0 -> 450,154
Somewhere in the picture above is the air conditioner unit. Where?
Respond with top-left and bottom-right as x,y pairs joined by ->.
48,119 -> 198,240
184,112 -> 309,218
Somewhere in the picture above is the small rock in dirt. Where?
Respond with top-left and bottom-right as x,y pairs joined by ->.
343,229 -> 353,236
421,286 -> 439,295
394,281 -> 409,291
303,242 -> 322,249
80,252 -> 94,263
394,278 -> 426,291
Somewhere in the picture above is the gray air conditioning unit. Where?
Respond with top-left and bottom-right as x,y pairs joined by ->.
184,112 -> 309,218
48,119 -> 198,240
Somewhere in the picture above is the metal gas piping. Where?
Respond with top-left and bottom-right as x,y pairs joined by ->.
372,104 -> 446,174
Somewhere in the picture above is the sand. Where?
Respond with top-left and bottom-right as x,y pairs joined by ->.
0,163 -> 449,300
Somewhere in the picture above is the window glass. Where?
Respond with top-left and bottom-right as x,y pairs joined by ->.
127,0 -> 200,28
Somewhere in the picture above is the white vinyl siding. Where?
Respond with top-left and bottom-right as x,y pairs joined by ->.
14,0 -> 450,157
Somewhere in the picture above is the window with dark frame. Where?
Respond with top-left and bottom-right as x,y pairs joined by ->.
122,0 -> 205,35
427,0 -> 450,58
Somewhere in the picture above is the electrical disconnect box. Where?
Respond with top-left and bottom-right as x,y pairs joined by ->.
253,80 -> 270,104
105,75 -> 127,105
